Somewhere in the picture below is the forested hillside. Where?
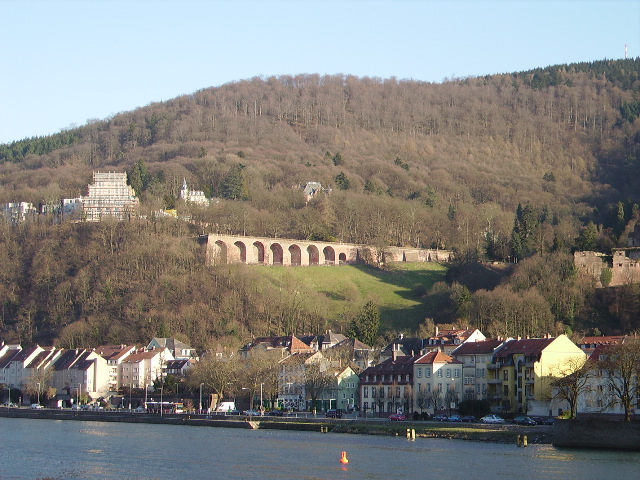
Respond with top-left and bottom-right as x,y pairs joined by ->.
1,59 -> 639,348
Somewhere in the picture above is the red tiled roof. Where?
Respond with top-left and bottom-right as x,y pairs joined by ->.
579,336 -> 626,346
415,351 -> 462,365
495,338 -> 555,357
452,339 -> 504,355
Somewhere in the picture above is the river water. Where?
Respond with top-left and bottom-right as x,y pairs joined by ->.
2,417 -> 639,480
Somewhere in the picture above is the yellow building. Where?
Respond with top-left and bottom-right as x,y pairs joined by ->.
488,334 -> 586,416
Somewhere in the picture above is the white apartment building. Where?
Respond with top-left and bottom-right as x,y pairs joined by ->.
95,344 -> 138,392
120,347 -> 174,389
451,339 -> 506,402
413,351 -> 463,415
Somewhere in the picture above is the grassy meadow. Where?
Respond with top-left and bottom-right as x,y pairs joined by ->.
253,262 -> 448,333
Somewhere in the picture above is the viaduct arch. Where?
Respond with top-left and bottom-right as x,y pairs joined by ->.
202,234 -> 360,266
200,234 -> 452,267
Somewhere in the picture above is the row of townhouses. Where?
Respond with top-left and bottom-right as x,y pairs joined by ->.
354,330 -> 639,418
244,328 -> 638,418
3,327 -> 637,418
0,338 -> 196,404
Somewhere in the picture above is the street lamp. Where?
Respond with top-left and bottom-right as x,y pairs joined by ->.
286,382 -> 293,410
199,383 -> 204,414
160,387 -> 164,417
260,383 -> 264,413
77,383 -> 81,407
448,377 -> 457,416
36,383 -> 41,405
129,384 -> 133,410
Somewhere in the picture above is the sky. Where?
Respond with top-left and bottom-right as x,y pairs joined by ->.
1,0 -> 639,144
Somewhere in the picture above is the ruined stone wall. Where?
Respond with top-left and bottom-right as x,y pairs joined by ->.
574,250 -> 640,287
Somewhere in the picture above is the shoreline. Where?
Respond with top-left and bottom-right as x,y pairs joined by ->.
0,408 -> 552,445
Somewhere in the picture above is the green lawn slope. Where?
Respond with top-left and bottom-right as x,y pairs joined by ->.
255,262 -> 447,333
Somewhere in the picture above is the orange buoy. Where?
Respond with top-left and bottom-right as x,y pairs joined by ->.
340,451 -> 349,464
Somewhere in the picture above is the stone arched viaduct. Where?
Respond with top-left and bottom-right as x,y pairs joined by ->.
200,234 -> 452,267
200,234 -> 361,266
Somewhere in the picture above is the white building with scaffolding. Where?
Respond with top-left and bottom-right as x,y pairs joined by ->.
81,172 -> 139,222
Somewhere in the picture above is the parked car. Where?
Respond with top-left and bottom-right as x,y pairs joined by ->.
480,414 -> 506,424
389,413 -> 407,421
325,409 -> 344,418
541,417 -> 555,425
513,415 -> 536,426
3,402 -> 18,408
135,406 -> 146,413
30,404 -> 43,409
448,415 -> 462,422
267,410 -> 284,416
71,405 -> 81,411
432,414 -> 449,422
461,415 -> 477,423
243,409 -> 262,416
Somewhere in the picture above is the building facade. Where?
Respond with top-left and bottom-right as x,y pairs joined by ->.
488,335 -> 586,416
359,353 -> 415,417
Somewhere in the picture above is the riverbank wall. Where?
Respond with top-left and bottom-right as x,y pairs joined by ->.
0,408 -> 552,444
553,418 -> 640,451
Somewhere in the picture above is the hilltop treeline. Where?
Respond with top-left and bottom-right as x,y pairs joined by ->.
1,59 -> 639,346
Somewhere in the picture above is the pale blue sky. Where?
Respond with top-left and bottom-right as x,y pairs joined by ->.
1,0 -> 638,144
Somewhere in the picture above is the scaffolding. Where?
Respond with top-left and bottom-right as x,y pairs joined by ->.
82,172 -> 139,222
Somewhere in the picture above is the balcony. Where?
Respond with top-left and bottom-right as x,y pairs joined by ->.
487,379 -> 502,385
487,363 -> 501,370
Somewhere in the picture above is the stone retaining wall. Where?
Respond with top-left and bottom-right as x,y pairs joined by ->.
553,418 -> 640,450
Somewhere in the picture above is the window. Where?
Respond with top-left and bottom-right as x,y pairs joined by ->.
503,370 -> 509,381
426,368 -> 431,378
342,393 -> 346,399
437,383 -> 442,392
437,369 -> 442,378
471,356 -> 475,364
417,368 -> 422,378
396,386 -> 401,397
372,387 -> 377,398
363,387 -> 368,398
454,369 -> 460,378
446,368 -> 451,377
